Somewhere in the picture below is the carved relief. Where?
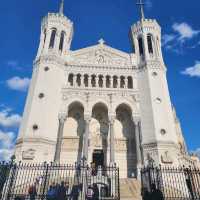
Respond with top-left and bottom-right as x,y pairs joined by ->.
161,151 -> 173,164
22,149 -> 36,160
71,45 -> 131,66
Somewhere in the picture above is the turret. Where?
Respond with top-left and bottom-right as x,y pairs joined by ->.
130,1 -> 179,166
36,0 -> 73,59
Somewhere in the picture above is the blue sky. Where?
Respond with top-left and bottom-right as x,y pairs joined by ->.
0,0 -> 200,160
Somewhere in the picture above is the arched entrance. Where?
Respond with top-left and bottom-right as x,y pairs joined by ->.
115,104 -> 136,177
62,102 -> 85,163
90,103 -> 109,167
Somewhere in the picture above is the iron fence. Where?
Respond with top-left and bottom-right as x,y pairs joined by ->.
141,165 -> 200,200
0,162 -> 120,200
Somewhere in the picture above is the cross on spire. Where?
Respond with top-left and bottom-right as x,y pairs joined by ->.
59,0 -> 64,14
136,0 -> 145,20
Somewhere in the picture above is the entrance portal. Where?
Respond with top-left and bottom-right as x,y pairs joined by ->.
93,149 -> 104,167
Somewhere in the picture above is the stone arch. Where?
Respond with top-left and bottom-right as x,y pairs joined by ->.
89,99 -> 110,115
63,101 -> 85,163
113,99 -> 138,115
90,102 -> 109,166
115,103 -> 136,177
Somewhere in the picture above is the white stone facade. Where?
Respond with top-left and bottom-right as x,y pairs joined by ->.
15,3 -> 193,178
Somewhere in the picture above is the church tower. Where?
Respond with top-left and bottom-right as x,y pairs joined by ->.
15,0 -> 73,162
130,2 -> 179,166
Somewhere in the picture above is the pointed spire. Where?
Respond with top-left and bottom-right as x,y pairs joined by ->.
136,0 -> 145,20
59,0 -> 64,14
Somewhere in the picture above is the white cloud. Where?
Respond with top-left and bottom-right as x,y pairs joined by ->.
0,149 -> 14,161
172,23 -> 200,42
6,76 -> 30,92
0,130 -> 15,161
0,108 -> 21,128
181,61 -> 200,77
162,34 -> 177,46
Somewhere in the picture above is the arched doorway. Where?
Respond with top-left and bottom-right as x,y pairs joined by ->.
62,102 -> 85,163
90,103 -> 109,167
115,104 -> 136,178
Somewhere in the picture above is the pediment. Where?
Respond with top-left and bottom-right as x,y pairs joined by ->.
68,41 -> 132,66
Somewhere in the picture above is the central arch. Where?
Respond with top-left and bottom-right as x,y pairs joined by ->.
90,103 -> 109,167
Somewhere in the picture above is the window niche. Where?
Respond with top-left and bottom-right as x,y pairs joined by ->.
147,34 -> 154,54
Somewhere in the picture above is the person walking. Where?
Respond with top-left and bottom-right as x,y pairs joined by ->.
86,186 -> 94,200
57,181 -> 67,200
28,183 -> 37,200
93,184 -> 99,200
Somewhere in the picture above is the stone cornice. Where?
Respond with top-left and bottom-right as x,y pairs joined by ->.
16,138 -> 55,145
142,141 -> 178,149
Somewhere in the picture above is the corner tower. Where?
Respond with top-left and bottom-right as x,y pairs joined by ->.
15,1 -> 73,162
36,0 -> 73,59
130,2 -> 179,166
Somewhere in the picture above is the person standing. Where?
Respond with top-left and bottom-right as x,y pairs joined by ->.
28,183 -> 37,200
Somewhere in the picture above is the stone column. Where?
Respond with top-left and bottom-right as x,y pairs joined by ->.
109,116 -> 115,164
55,30 -> 61,52
88,75 -> 92,88
134,117 -> 142,179
81,75 -> 84,87
103,76 -> 106,88
54,114 -> 67,163
110,76 -> 113,88
117,77 -> 120,88
83,115 -> 91,161
43,30 -> 52,54
125,77 -> 128,89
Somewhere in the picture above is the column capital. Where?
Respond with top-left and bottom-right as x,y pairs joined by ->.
132,116 -> 141,125
58,113 -> 67,123
84,115 -> 91,122
109,115 -> 116,124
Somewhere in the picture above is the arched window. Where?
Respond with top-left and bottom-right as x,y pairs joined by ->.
68,74 -> 73,86
49,29 -> 57,49
59,31 -> 65,52
43,29 -> 47,49
147,34 -> 154,54
138,37 -> 144,56
128,77 -> 133,89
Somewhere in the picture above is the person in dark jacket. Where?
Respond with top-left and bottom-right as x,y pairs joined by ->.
150,184 -> 164,200
70,183 -> 80,200
28,183 -> 37,200
93,184 -> 99,200
57,181 -> 67,200
141,187 -> 150,200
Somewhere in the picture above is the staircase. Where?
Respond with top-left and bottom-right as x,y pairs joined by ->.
120,178 -> 142,200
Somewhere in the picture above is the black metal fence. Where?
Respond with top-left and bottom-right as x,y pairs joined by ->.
0,162 -> 120,200
141,165 -> 200,200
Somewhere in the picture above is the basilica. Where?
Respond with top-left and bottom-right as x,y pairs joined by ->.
15,0 -> 195,178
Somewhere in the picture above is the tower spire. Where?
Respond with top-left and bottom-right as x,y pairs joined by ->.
136,0 -> 145,20
59,0 -> 64,14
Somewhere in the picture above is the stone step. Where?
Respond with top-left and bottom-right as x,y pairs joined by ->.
120,178 -> 142,200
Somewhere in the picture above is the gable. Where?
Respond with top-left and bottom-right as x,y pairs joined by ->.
68,42 -> 132,67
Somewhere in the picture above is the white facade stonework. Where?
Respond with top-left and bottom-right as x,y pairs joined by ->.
15,2 -> 194,178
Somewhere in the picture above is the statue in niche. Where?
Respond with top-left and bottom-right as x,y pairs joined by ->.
161,151 -> 173,164
22,149 -> 36,160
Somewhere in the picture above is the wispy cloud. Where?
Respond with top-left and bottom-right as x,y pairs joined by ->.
0,130 -> 16,161
181,61 -> 200,77
163,22 -> 200,53
6,76 -> 30,92
172,23 -> 200,43
0,108 -> 22,128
